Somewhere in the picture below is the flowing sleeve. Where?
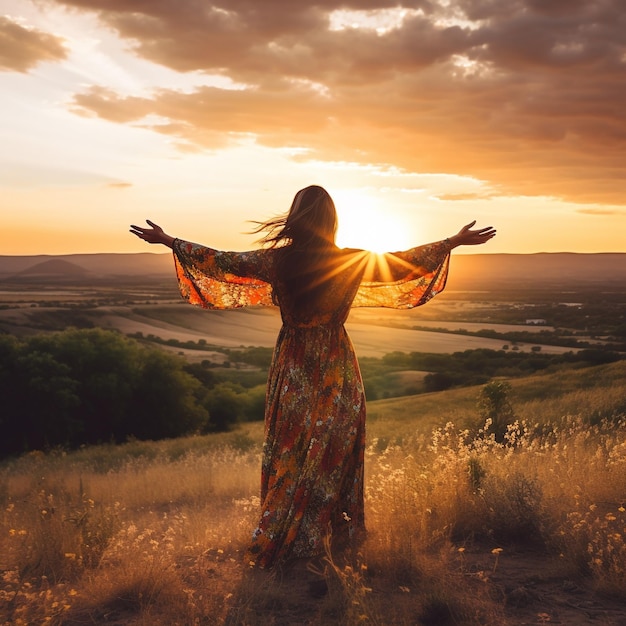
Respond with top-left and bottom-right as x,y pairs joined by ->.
172,239 -> 275,309
351,240 -> 451,309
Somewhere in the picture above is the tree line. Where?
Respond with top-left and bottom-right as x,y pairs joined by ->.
0,329 -> 264,458
1,327 -> 621,458
361,346 -> 621,398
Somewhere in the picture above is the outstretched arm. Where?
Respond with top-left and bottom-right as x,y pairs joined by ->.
130,220 -> 176,248
448,221 -> 496,249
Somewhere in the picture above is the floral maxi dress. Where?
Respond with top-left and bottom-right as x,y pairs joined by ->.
172,239 -> 451,569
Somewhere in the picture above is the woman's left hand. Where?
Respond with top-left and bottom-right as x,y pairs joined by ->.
449,221 -> 496,248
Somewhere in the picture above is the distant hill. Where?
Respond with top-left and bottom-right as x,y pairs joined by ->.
0,252 -> 624,290
17,258 -> 91,278
0,253 -> 173,281
446,252 -> 626,290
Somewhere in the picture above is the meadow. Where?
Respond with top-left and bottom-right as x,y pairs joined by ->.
1,261 -> 625,623
2,361 -> 626,625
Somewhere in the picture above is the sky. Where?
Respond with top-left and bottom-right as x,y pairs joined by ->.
1,0 -> 625,255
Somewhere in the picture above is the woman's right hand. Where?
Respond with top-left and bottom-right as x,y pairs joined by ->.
130,220 -> 175,248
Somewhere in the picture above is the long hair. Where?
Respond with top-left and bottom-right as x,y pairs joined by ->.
253,185 -> 339,311
254,185 -> 337,249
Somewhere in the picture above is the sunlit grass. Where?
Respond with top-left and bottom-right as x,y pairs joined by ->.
1,361 -> 625,624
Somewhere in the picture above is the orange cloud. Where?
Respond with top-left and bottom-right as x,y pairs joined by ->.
0,16 -> 67,72
106,181 -> 133,189
435,192 -> 494,202
576,208 -> 623,216
53,0 -> 626,204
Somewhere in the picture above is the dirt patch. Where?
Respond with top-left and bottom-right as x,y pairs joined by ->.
190,546 -> 626,625
459,545 -> 626,625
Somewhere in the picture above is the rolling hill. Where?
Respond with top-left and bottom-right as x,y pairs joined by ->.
1,252 -> 625,290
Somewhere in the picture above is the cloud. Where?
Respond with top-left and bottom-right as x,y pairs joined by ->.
106,181 -> 133,189
0,16 -> 67,72
52,0 -> 626,204
435,192 -> 494,202
576,207 -> 624,216
0,161 -> 121,187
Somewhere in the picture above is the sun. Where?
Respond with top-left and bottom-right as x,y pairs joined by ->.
334,192 -> 413,253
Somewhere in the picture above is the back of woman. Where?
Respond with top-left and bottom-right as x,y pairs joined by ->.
130,184 -> 495,573
271,245 -> 365,327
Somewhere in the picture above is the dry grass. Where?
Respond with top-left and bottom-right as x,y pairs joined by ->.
2,362 -> 626,625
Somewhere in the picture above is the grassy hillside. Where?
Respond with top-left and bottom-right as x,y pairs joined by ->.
366,360 -> 626,444
1,360 -> 625,625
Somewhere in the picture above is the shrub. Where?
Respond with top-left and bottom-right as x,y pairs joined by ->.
476,381 -> 515,442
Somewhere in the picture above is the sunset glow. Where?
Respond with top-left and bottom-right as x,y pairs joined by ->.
335,193 -> 413,253
1,0 -> 625,255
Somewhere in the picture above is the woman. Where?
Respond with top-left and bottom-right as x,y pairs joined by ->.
130,185 -> 495,569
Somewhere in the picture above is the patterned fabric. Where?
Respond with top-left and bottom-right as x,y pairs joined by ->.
172,239 -> 451,568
